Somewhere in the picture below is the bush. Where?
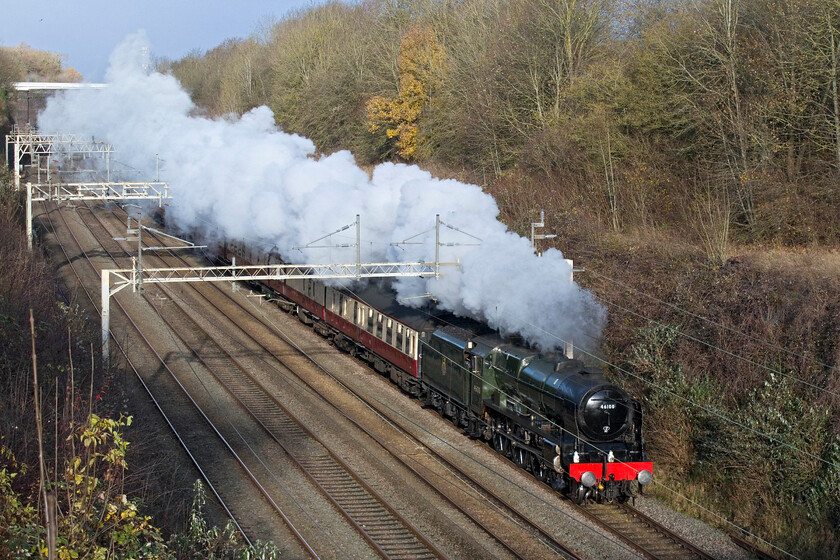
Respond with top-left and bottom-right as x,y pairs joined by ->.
623,320 -> 840,556
168,480 -> 279,560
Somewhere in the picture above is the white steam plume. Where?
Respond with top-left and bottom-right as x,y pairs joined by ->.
39,32 -> 606,353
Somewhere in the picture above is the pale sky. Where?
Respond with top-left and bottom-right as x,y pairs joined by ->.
0,0 -> 320,82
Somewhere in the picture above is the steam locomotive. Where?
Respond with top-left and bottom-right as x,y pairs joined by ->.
218,238 -> 653,503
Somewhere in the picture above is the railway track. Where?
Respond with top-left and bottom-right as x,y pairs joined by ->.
122,212 -> 586,560
73,201 -> 459,559
575,502 -> 716,560
147,216 -> 780,560
223,289 -> 721,560
37,202 -> 313,556
41,197 -> 728,559
125,203 -> 728,560
38,203 -> 332,558
146,276 -> 445,560
217,266 -> 727,560
86,202 -> 589,559
144,237 -> 718,559
88,209 -> 652,559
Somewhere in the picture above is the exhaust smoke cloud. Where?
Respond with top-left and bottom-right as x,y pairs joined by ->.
39,32 -> 606,353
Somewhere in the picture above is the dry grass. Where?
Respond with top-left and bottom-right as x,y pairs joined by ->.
737,247 -> 840,279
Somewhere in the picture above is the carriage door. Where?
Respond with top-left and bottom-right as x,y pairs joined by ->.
469,354 -> 484,415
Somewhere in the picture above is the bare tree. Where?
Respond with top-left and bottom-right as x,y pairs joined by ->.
658,0 -> 757,226
691,177 -> 731,265
821,1 -> 840,169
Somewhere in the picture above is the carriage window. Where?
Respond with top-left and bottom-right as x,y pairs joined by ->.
354,302 -> 360,324
367,309 -> 374,332
396,331 -> 403,352
376,314 -> 383,338
386,322 -> 393,345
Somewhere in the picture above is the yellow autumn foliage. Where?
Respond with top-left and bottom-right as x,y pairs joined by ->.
366,25 -> 446,159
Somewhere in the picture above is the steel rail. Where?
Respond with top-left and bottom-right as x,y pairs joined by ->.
618,503 -> 719,559
132,209 -> 585,560
48,201 -> 319,558
148,287 -> 445,560
571,501 -> 716,560
730,533 -> 782,560
86,201 -> 447,560
38,202 -> 257,550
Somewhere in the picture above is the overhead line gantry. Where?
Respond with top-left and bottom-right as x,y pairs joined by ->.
7,126 -> 115,190
6,128 -> 171,249
100,213 -> 461,368
100,260 -> 453,367
8,130 -> 464,374
25,181 -> 170,250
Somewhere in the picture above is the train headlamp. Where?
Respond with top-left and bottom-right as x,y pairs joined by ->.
637,469 -> 653,486
580,471 -> 597,488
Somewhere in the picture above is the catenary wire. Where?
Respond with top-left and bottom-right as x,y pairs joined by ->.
594,292 -> 840,400
242,292 -> 645,560
587,267 -> 836,371
337,283 -> 800,560
193,221 -> 802,557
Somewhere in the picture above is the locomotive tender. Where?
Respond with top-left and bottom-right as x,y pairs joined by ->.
220,238 -> 652,503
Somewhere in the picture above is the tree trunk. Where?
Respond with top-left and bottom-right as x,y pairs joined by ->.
829,16 -> 840,170
721,0 -> 755,225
